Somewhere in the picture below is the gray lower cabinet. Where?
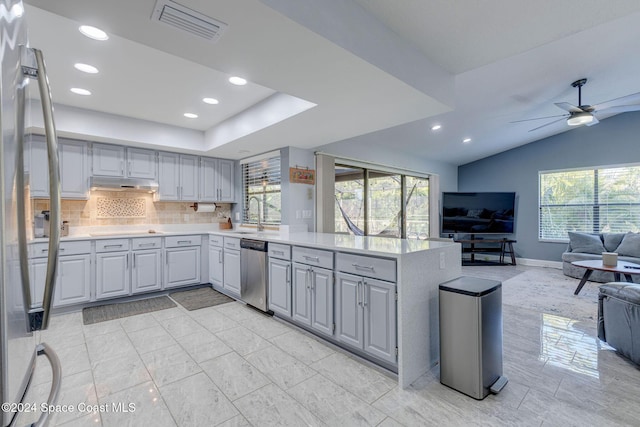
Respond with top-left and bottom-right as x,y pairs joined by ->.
165,247 -> 201,288
335,272 -> 397,364
164,235 -> 202,289
268,258 -> 291,317
132,249 -> 162,294
223,249 -> 241,297
96,251 -> 130,299
96,239 -> 131,300
54,254 -> 92,307
30,241 -> 91,308
292,262 -> 334,337
208,244 -> 224,287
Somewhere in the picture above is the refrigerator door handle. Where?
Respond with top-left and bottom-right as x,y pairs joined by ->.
23,48 -> 61,331
16,56 -> 33,311
32,343 -> 62,427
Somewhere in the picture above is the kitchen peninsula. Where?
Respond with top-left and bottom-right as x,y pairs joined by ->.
33,227 -> 461,388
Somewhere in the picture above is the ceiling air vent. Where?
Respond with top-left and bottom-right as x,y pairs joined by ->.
151,0 -> 228,43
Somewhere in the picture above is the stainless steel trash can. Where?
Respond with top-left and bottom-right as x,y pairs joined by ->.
439,276 -> 507,399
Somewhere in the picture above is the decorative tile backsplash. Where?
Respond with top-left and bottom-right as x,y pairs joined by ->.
97,197 -> 146,218
32,191 -> 232,227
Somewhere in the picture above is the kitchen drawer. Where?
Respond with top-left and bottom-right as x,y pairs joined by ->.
165,235 -> 202,248
268,243 -> 291,260
132,237 -> 162,250
209,234 -> 224,247
336,252 -> 396,283
223,237 -> 240,250
293,246 -> 333,270
31,240 -> 92,258
95,239 -> 130,253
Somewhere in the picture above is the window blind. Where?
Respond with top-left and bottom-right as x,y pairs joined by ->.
242,155 -> 281,224
539,165 -> 640,240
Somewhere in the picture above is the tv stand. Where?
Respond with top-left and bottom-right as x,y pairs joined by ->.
454,235 -> 516,265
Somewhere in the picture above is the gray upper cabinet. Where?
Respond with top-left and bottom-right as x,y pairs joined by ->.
199,157 -> 235,202
93,143 -> 157,180
59,140 -> 89,199
28,136 -> 89,199
127,147 -> 157,179
217,159 -> 235,202
158,152 -> 180,200
200,157 -> 217,202
179,154 -> 199,201
92,143 -> 125,177
157,152 -> 199,201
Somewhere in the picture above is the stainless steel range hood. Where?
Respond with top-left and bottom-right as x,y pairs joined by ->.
90,176 -> 159,192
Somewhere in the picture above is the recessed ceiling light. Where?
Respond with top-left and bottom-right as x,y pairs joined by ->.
79,25 -> 109,41
184,113 -> 198,119
74,63 -> 99,74
229,76 -> 247,86
202,97 -> 219,105
70,88 -> 91,96
431,124 -> 442,131
463,138 -> 472,143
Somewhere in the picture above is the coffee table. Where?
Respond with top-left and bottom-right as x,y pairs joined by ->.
571,259 -> 640,295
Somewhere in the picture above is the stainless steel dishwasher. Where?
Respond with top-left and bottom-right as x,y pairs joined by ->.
240,238 -> 269,312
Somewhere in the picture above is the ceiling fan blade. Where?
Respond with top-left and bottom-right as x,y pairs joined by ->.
596,104 -> 640,115
592,91 -> 640,111
554,102 -> 584,113
528,117 -> 566,132
509,114 -> 567,124
586,116 -> 599,126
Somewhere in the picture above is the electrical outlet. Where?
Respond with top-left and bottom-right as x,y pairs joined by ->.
439,252 -> 445,269
307,188 -> 313,200
235,212 -> 240,221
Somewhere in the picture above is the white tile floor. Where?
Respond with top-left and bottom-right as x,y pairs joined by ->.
17,265 -> 640,426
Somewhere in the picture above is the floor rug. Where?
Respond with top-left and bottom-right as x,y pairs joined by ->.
83,296 -> 176,325
169,286 -> 234,311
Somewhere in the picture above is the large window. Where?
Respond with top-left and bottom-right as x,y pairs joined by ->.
539,165 -> 640,240
242,155 -> 281,225
334,164 -> 429,238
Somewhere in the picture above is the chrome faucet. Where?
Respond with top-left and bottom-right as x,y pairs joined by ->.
248,196 -> 264,232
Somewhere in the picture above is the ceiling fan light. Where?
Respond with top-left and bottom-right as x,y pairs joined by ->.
567,112 -> 594,126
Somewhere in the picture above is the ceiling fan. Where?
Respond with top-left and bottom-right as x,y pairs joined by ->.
512,78 -> 640,132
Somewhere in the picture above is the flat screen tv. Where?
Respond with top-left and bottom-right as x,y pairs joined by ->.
441,192 -> 516,234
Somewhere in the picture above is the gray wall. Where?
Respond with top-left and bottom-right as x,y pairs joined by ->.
458,112 -> 640,261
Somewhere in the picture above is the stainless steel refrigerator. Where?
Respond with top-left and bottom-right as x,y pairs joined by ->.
1,1 -> 62,425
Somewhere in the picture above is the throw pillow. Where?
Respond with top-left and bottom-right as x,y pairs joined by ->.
567,232 -> 605,254
615,233 -> 640,258
603,233 -> 626,252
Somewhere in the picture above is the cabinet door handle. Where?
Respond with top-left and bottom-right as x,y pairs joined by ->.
219,250 -> 222,264
273,250 -> 285,255
306,268 -> 311,290
177,240 -> 192,245
286,264 -> 291,284
166,251 -> 169,264
357,281 -> 362,306
104,244 -> 123,249
176,186 -> 180,198
138,242 -> 155,247
128,161 -> 131,175
363,281 -> 368,307
304,255 -> 320,262
352,263 -> 374,271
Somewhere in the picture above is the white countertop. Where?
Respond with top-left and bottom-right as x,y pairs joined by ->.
32,226 -> 456,257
